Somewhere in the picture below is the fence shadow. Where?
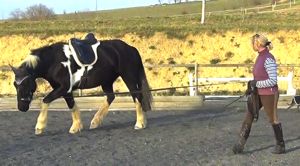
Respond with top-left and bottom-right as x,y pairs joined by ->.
245,136 -> 300,154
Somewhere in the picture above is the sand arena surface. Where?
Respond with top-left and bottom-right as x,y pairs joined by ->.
0,105 -> 300,165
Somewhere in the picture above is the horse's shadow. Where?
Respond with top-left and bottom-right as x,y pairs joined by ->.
89,107 -> 234,132
245,136 -> 300,154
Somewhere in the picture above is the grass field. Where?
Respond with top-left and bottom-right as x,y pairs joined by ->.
0,0 -> 299,38
57,0 -> 272,20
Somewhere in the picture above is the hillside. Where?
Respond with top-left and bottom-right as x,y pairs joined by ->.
0,0 -> 299,37
57,0 -> 273,20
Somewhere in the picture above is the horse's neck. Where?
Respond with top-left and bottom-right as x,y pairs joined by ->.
21,58 -> 46,79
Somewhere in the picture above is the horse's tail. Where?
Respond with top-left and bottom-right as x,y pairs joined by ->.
135,50 -> 153,112
139,66 -> 153,111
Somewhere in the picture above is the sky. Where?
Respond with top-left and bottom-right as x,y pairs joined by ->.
0,0 -> 167,19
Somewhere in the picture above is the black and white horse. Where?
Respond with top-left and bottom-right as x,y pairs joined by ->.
11,36 -> 152,135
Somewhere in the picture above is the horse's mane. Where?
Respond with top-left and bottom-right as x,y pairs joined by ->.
23,42 -> 67,69
30,42 -> 66,55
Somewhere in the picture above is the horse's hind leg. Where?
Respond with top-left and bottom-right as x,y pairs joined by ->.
122,77 -> 147,130
64,94 -> 83,134
134,99 -> 147,130
35,102 -> 49,135
90,85 -> 115,129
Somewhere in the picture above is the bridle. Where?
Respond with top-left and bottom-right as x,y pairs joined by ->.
15,75 -> 31,85
14,75 -> 34,102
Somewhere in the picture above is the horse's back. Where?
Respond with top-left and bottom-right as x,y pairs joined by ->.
99,39 -> 139,57
99,39 -> 142,67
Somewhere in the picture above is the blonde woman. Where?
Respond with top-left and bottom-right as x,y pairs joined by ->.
233,34 -> 285,154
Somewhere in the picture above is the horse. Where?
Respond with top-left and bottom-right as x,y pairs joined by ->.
11,34 -> 152,135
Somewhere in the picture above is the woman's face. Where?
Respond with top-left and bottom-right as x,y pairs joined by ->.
251,38 -> 259,52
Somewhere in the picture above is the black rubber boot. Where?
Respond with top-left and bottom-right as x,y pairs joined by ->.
272,123 -> 285,154
233,121 -> 252,154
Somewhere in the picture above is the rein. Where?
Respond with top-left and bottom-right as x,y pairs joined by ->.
20,81 -> 246,100
223,94 -> 246,108
14,80 -> 247,104
74,82 -> 246,97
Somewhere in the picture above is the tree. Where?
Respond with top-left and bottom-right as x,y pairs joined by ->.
9,9 -> 25,20
24,4 -> 55,20
158,0 -> 162,4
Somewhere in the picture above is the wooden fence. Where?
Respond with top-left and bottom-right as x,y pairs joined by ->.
169,1 -> 298,18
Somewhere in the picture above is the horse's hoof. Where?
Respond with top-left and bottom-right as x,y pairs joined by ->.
35,128 -> 44,135
69,128 -> 81,134
69,123 -> 83,134
134,124 -> 146,130
89,122 -> 99,130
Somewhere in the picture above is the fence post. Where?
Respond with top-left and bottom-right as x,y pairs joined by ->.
287,71 -> 296,95
194,63 -> 199,96
272,1 -> 276,11
189,73 -> 195,96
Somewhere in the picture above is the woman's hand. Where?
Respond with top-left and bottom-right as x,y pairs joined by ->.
250,80 -> 257,88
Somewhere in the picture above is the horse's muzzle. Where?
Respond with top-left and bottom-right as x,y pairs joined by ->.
18,108 -> 29,112
18,101 -> 30,112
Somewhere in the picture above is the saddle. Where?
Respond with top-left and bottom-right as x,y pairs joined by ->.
69,33 -> 100,67
246,81 -> 262,122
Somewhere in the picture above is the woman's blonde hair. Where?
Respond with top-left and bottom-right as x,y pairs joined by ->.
251,34 -> 273,51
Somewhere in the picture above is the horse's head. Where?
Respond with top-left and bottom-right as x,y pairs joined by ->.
11,65 -> 37,112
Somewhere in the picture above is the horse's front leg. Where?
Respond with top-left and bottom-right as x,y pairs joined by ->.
90,85 -> 115,129
35,102 -> 49,135
64,93 -> 83,134
35,87 -> 67,135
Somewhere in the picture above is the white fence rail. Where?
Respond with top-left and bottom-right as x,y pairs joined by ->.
189,71 -> 296,96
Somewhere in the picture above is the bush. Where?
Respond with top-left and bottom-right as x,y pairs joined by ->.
149,45 -> 156,49
181,10 -> 188,15
210,58 -> 221,64
278,36 -> 285,43
188,40 -> 195,46
244,59 -> 253,64
225,51 -> 234,60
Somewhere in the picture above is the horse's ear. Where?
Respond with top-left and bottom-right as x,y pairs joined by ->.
9,64 -> 17,74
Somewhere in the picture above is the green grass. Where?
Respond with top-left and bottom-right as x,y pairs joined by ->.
0,0 -> 299,38
57,0 -> 272,20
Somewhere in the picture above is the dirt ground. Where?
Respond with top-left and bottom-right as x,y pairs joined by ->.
0,104 -> 300,166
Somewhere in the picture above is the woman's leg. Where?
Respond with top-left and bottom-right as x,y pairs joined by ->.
232,111 -> 254,154
260,93 -> 285,154
260,94 -> 278,124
